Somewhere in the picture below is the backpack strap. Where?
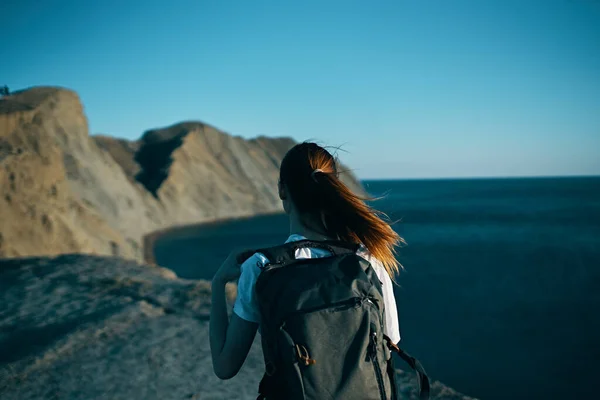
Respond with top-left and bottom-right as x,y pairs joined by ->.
256,239 -> 360,268
383,334 -> 431,400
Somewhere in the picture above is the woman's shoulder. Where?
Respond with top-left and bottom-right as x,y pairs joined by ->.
356,244 -> 376,264
241,235 -> 302,275
356,245 -> 390,282
239,252 -> 270,283
242,251 -> 269,270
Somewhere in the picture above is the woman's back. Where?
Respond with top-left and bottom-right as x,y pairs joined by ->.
233,233 -> 401,344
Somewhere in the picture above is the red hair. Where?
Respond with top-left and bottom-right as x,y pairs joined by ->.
279,142 -> 404,278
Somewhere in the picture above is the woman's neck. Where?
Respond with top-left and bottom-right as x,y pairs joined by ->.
289,210 -> 336,241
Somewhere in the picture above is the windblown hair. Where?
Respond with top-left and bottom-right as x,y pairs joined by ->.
279,142 -> 404,278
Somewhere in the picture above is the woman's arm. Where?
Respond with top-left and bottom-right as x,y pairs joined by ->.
209,250 -> 259,379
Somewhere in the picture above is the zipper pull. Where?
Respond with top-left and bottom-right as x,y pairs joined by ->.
295,344 -> 316,366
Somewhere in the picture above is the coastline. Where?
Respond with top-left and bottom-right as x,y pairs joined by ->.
142,210 -> 286,266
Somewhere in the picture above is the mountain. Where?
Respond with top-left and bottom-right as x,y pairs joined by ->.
0,87 -> 363,261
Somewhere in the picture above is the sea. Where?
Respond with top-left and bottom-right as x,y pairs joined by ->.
153,177 -> 600,400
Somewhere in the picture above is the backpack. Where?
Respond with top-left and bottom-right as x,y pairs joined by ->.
253,239 -> 430,400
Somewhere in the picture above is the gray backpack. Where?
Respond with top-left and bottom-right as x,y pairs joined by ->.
254,239 -> 430,400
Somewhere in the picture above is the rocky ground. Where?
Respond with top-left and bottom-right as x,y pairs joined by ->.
0,255 -> 477,400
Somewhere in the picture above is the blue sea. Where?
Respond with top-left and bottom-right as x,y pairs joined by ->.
153,177 -> 600,400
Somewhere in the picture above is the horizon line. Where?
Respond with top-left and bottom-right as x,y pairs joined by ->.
360,174 -> 600,181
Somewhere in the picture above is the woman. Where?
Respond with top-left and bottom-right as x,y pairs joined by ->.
209,142 -> 403,390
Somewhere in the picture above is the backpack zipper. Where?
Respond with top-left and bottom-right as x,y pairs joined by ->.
370,331 -> 387,400
280,296 -> 365,325
364,297 -> 388,399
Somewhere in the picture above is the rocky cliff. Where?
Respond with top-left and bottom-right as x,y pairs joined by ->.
0,87 -> 363,261
0,255 -> 477,400
0,88 -> 136,259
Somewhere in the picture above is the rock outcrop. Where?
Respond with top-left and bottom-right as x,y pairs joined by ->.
0,255 -> 477,400
0,87 -> 363,261
0,88 -> 136,259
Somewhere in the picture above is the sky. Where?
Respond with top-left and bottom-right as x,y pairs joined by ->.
2,0 -> 599,179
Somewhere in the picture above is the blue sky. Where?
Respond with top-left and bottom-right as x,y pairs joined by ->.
2,0 -> 599,179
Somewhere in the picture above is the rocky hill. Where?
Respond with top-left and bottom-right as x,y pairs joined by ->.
0,87 -> 363,261
0,255 -> 477,400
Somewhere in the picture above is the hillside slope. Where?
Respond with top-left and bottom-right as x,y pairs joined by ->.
0,87 -> 363,261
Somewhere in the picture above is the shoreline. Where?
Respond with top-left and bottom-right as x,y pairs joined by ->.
142,210 -> 286,265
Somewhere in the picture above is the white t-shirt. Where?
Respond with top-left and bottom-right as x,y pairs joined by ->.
233,234 -> 401,344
